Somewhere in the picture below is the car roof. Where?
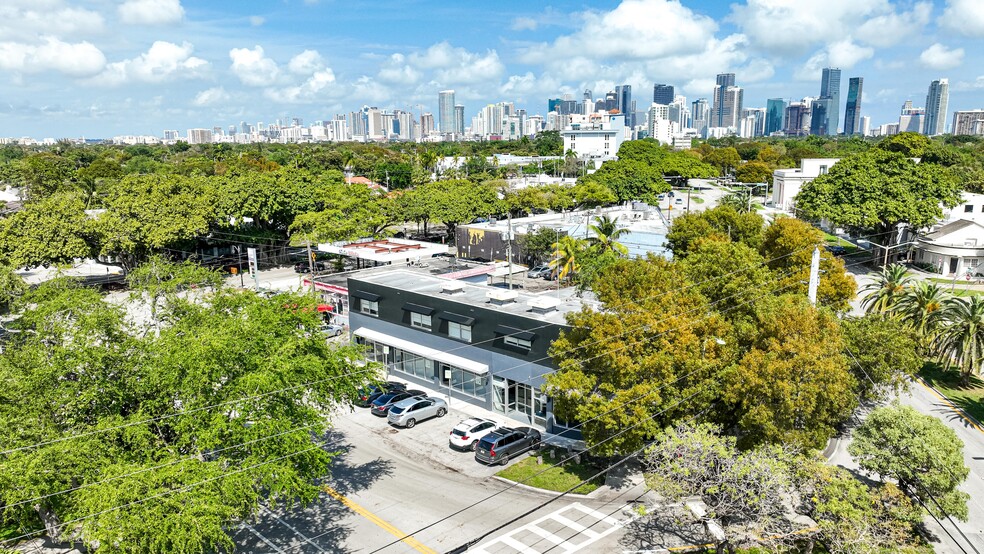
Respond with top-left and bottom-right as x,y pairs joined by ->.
455,417 -> 493,429
391,396 -> 424,409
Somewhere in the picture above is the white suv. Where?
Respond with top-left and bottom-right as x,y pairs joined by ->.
449,418 -> 499,451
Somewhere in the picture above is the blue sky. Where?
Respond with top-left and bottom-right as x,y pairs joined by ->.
1,0 -> 982,138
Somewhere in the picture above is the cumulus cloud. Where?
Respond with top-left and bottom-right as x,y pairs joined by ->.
939,0 -> 984,37
794,39 -> 874,81
953,76 -> 984,91
0,3 -> 105,41
511,17 -> 538,31
287,50 -> 324,75
118,0 -> 185,25
249,15 -> 265,26
90,41 -> 208,86
267,68 -> 340,103
0,37 -> 106,77
730,0 -> 930,56
377,53 -> 422,84
389,42 -> 506,87
919,43 -> 965,70
193,86 -> 230,106
522,0 -> 718,63
229,45 -> 280,86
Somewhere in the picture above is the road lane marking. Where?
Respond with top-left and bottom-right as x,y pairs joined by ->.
260,505 -> 326,553
471,503 -> 624,553
916,378 -> 984,434
322,485 -> 437,554
238,522 -> 287,554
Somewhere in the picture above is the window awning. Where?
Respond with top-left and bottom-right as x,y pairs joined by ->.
438,312 -> 476,326
494,325 -> 536,342
351,290 -> 380,302
402,303 -> 436,316
353,327 -> 489,375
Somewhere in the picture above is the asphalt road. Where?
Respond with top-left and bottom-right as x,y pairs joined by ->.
230,407 -> 644,554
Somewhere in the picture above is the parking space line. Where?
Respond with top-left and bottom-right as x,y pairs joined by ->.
239,522 -> 287,554
322,485 -> 437,554
547,514 -> 596,538
259,505 -> 327,553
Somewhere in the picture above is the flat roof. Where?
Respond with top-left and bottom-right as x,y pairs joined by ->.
318,238 -> 449,263
349,268 -> 598,325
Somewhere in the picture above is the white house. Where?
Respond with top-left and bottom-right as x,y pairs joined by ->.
771,158 -> 841,211
914,220 -> 984,278
561,113 -> 628,160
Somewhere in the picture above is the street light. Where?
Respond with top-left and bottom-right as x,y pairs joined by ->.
702,337 -> 726,359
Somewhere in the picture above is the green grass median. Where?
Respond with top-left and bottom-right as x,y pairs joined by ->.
496,449 -> 604,495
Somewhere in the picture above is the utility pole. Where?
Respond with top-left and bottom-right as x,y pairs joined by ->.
305,237 -> 316,295
506,212 -> 514,290
807,247 -> 820,305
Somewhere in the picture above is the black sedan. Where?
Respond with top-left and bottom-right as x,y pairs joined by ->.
369,390 -> 426,416
354,382 -> 406,408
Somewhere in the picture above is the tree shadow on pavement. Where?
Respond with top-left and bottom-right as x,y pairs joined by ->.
617,506 -> 708,552
230,430 -> 395,554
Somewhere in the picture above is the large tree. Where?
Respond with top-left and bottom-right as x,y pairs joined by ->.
850,405 -> 970,520
0,281 -> 369,552
0,192 -> 95,269
795,150 -> 961,239
665,206 -> 764,258
840,314 -> 922,403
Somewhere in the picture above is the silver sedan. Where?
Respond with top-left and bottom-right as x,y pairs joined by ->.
387,396 -> 448,428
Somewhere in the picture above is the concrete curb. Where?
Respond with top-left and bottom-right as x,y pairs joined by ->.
489,475 -> 595,499
915,376 -> 984,433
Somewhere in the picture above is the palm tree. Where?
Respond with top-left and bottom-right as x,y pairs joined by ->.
894,281 -> 949,339
932,295 -> 984,385
719,189 -> 753,213
587,215 -> 629,257
861,263 -> 911,314
549,236 -> 586,282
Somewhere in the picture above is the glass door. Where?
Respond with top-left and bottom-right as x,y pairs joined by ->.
492,376 -> 507,413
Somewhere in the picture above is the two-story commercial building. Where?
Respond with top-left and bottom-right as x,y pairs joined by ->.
347,267 -> 596,434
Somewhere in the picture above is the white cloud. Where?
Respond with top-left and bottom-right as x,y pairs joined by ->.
266,67 -> 340,103
229,45 -> 280,86
118,0 -> 185,25
523,0 -> 718,63
377,53 -> 422,84
953,76 -> 984,91
398,42 -> 505,87
730,0 -> 930,56
193,87 -> 229,106
794,39 -> 873,81
939,0 -> 984,37
287,50 -> 324,75
0,3 -> 105,41
0,37 -> 106,77
855,2 -> 932,47
90,41 -> 208,86
249,15 -> 265,27
919,43 -> 965,70
511,17 -> 538,31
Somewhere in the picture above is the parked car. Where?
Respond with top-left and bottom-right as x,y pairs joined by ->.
449,418 -> 500,451
674,198 -> 684,205
388,397 -> 448,428
293,261 -> 327,273
319,323 -> 345,337
474,426 -> 542,465
527,265 -> 550,279
370,390 -> 426,416
355,382 -> 406,408
825,244 -> 847,255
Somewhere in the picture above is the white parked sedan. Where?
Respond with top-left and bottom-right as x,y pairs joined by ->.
448,418 -> 500,451
387,396 -> 447,428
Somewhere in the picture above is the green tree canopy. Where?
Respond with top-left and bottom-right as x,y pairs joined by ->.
0,192 -> 95,269
849,405 -> 970,520
841,314 -> 922,403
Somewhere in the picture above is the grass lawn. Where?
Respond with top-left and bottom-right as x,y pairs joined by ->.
919,362 -> 984,422
925,278 -> 984,296
691,196 -> 705,204
496,449 -> 604,495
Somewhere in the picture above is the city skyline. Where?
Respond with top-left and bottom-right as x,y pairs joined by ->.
1,0 -> 983,138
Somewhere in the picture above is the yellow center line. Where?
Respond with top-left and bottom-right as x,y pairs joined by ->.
916,377 -> 984,434
322,485 -> 437,554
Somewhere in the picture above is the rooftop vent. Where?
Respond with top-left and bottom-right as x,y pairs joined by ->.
441,281 -> 466,295
486,288 -> 519,305
528,296 -> 561,315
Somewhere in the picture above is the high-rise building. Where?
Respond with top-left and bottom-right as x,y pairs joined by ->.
819,68 -> 841,135
952,110 -> 984,136
438,90 -> 455,133
420,112 -> 434,136
653,84 -> 674,105
741,107 -> 766,137
925,78 -> 950,136
187,128 -> 213,144
784,102 -> 812,136
454,105 -> 465,135
899,100 -> 925,134
604,90 -> 618,112
860,116 -> 871,136
719,86 -> 743,128
843,77 -> 863,136
616,85 -> 632,126
691,98 -> 710,136
548,99 -> 562,114
810,98 -> 831,135
712,73 -> 738,127
765,98 -> 786,135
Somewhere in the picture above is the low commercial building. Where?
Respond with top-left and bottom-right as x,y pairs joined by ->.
347,267 -> 598,434
771,158 -> 841,211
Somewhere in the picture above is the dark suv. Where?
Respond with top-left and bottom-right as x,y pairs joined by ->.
354,382 -> 406,408
474,427 -> 541,465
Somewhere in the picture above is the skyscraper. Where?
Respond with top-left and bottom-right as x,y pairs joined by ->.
765,98 -> 786,135
952,110 -> 984,136
617,84 -> 633,126
691,98 -> 710,136
843,77 -> 863,136
810,98 -> 831,135
438,90 -> 455,133
454,105 -> 465,135
653,84 -> 674,105
925,78 -> 950,136
719,86 -> 743,128
819,68 -> 841,135
712,73 -> 737,127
